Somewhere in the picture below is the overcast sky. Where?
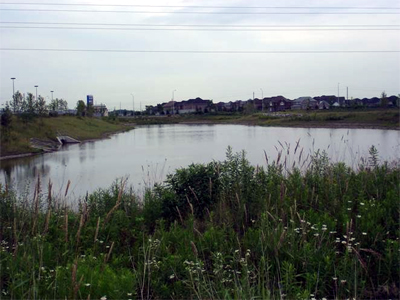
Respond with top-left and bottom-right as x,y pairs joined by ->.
0,0 -> 399,110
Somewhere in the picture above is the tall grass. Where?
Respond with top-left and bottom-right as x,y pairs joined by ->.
0,147 -> 399,299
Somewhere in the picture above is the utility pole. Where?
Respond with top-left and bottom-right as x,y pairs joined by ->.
346,87 -> 348,100
131,93 -> 134,114
260,88 -> 263,111
51,91 -> 54,101
337,83 -> 340,105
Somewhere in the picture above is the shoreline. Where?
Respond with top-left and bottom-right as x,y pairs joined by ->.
0,126 -> 135,161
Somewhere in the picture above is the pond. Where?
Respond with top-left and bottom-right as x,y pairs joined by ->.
1,124 -> 399,201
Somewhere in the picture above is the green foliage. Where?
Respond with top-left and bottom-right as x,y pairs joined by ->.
0,150 -> 399,299
76,100 -> 86,117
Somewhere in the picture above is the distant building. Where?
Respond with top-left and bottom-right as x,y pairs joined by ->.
93,104 -> 108,117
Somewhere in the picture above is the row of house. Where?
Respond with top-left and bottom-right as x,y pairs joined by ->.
153,94 -> 399,115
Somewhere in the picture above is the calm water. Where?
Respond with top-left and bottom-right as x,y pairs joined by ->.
1,124 -> 399,201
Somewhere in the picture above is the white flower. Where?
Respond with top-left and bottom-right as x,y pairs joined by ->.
100,296 -> 107,300
169,274 -> 175,279
127,293 -> 133,296
360,202 -> 365,206
332,277 -> 338,281
362,232 -> 367,235
341,280 -> 347,284
85,283 -> 90,287
357,215 -> 361,218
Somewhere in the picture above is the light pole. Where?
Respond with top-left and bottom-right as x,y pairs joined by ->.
337,83 -> 340,104
131,93 -> 134,115
35,85 -> 39,100
51,91 -> 54,101
172,89 -> 176,115
260,88 -> 264,111
11,78 -> 16,112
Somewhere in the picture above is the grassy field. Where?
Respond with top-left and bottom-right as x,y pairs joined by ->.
0,148 -> 398,299
125,109 -> 400,129
0,116 -> 135,157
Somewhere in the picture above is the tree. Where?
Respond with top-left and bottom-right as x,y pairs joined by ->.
76,100 -> 86,117
1,102 -> 13,138
10,91 -> 23,113
35,96 -> 47,116
380,91 -> 388,108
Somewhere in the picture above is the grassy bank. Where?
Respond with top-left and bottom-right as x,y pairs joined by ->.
0,116 -> 134,157
1,149 -> 398,299
125,109 -> 400,129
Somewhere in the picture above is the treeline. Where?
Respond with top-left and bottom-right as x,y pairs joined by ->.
1,91 -> 69,138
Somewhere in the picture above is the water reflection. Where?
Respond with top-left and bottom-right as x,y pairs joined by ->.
1,124 -> 399,201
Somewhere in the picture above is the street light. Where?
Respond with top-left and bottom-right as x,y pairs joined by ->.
260,88 -> 264,111
34,85 -> 39,100
172,89 -> 176,115
11,78 -> 16,113
130,93 -> 134,114
51,91 -> 54,101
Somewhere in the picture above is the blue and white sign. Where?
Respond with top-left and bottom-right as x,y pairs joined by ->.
87,95 -> 94,106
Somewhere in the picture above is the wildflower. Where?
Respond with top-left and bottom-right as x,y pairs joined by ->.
100,296 -> 107,300
341,241 -> 347,244
322,227 -> 327,231
357,215 -> 361,218
347,208 -> 351,211
332,277 -> 338,281
81,255 -> 86,258
335,238 -> 340,243
343,235 -> 347,239
300,220 -> 305,223
330,231 -> 337,234
99,240 -> 104,244
360,202 -> 365,206
341,280 -> 347,284
314,233 -> 319,237
85,283 -> 90,287
127,293 -> 133,296
362,232 -> 367,235
169,274 -> 175,279
106,246 -> 110,249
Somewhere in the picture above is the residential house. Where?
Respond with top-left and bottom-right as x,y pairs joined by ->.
264,96 -> 292,112
177,97 -> 211,114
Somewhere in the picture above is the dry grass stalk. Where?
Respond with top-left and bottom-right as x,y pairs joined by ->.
186,195 -> 194,216
71,258 -> 81,299
105,241 -> 115,264
64,204 -> 69,243
94,216 -> 100,243
190,241 -> 198,258
103,180 -> 126,227
75,213 -> 85,246
65,180 -> 71,197
31,175 -> 41,236
43,180 -> 53,234
189,186 -> 200,204
176,206 -> 184,223
13,201 -> 18,256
